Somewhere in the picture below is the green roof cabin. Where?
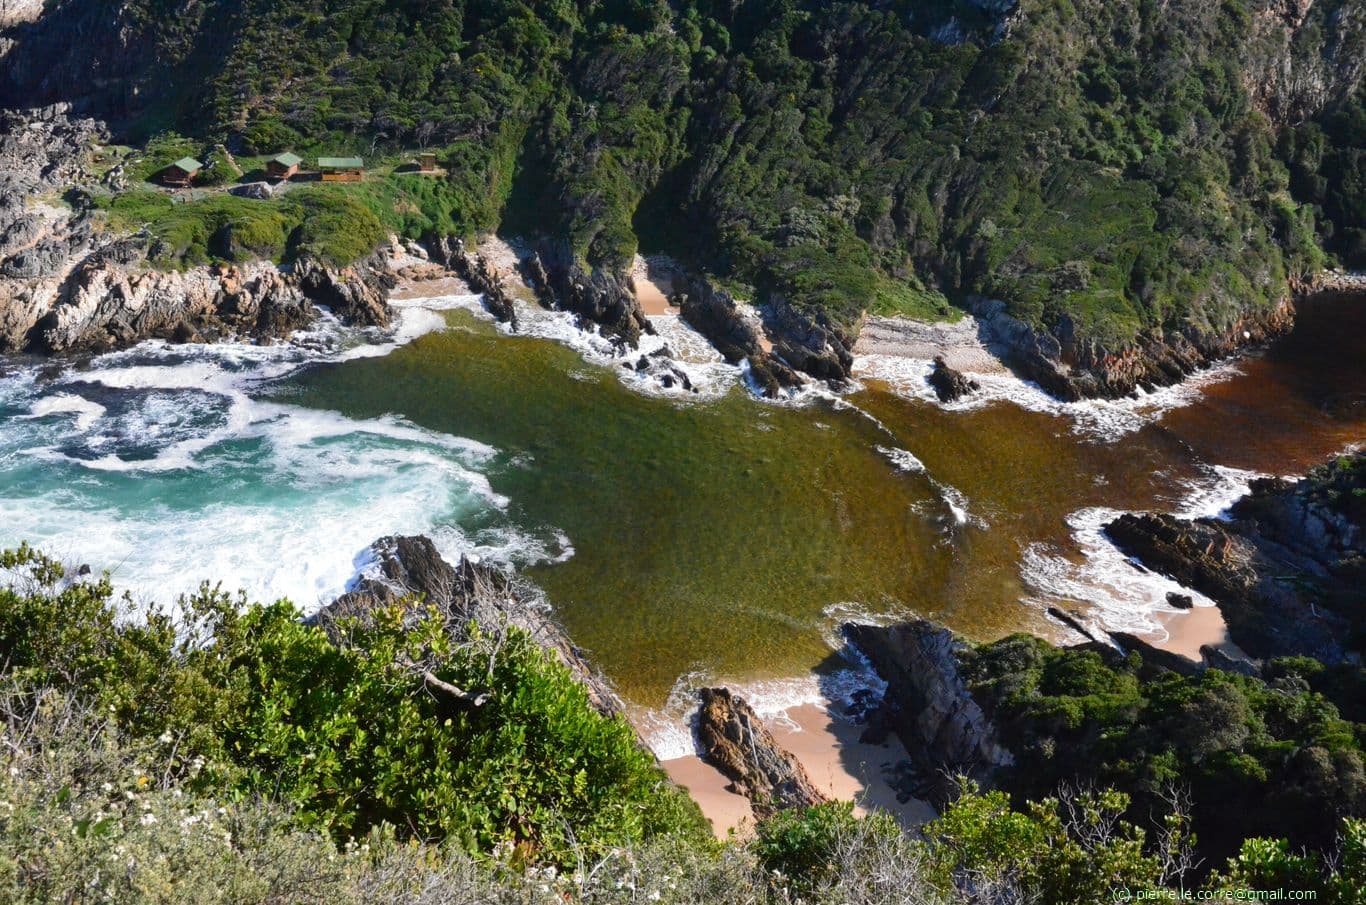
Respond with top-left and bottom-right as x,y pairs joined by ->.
318,156 -> 364,182
160,156 -> 202,188
266,151 -> 302,180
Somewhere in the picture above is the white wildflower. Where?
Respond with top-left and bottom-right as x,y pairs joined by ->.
139,812 -> 157,826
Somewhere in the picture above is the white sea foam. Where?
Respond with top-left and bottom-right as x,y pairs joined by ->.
26,393 -> 107,431
1018,463 -> 1267,642
638,603 -> 902,762
854,352 -> 1246,441
0,292 -> 563,613
875,444 -> 985,529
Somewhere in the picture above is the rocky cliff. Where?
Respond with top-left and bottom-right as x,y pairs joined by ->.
0,107 -> 396,354
973,295 -> 1297,401
842,620 -> 1014,804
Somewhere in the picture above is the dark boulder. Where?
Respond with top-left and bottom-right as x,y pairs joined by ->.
927,355 -> 979,402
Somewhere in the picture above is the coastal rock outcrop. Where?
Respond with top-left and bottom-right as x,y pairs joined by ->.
429,235 -> 519,328
292,250 -> 394,329
842,620 -> 1013,803
522,239 -> 651,347
321,535 -> 627,720
927,355 -> 979,402
0,106 -> 400,355
1105,452 -> 1364,664
972,296 -> 1295,401
667,272 -> 805,396
765,294 -> 855,384
695,687 -> 828,818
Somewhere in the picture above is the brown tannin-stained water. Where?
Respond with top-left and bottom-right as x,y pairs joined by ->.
272,292 -> 1364,718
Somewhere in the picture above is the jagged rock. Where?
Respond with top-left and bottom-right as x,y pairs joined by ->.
842,620 -> 1013,804
1166,592 -> 1195,609
927,355 -> 979,402
523,239 -> 651,346
765,293 -> 855,383
695,687 -> 827,818
320,535 -> 627,720
1106,454 -> 1365,664
430,235 -> 518,328
745,353 -> 805,398
35,255 -> 316,353
292,251 -> 394,328
672,274 -> 762,363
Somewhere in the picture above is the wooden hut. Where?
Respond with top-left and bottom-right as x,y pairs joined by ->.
266,151 -> 302,181
160,157 -> 202,188
318,156 -> 364,182
417,152 -> 437,173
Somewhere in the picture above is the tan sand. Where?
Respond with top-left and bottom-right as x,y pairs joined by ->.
659,701 -> 936,839
390,274 -> 471,301
662,755 -> 754,839
631,254 -> 679,316
771,704 -> 937,826
1146,603 -> 1231,661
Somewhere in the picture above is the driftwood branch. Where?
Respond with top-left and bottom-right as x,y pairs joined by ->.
421,670 -> 490,708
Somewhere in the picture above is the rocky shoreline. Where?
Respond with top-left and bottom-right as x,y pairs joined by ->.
1104,451 -> 1364,666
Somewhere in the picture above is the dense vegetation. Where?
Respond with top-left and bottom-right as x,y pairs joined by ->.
2,543 -> 1365,902
7,0 -> 1363,348
960,633 -> 1366,861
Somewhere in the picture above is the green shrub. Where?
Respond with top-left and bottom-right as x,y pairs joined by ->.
0,546 -> 707,865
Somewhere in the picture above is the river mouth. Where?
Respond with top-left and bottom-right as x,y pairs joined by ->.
1,291 -> 1362,726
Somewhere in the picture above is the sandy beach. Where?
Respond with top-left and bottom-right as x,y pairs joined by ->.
632,254 -> 679,316
1145,603 -> 1235,661
660,699 -> 935,839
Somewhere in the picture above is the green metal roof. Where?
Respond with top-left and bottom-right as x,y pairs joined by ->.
270,152 -> 303,167
169,157 -> 202,172
317,156 -> 363,169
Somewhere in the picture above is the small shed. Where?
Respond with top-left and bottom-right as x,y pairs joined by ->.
266,151 -> 302,181
417,152 -> 438,173
160,157 -> 202,188
318,156 -> 364,182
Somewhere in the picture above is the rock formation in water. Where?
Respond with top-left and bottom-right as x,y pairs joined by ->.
694,686 -> 827,818
521,239 -> 652,348
842,620 -> 1014,804
429,235 -> 518,329
927,355 -> 979,402
1105,452 -> 1365,665
321,535 -> 627,720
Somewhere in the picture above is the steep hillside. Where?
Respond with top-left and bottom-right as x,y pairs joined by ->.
2,0 -> 1362,394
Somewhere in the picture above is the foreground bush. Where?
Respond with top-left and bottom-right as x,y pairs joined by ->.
2,545 -> 1363,904
0,544 -> 707,864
